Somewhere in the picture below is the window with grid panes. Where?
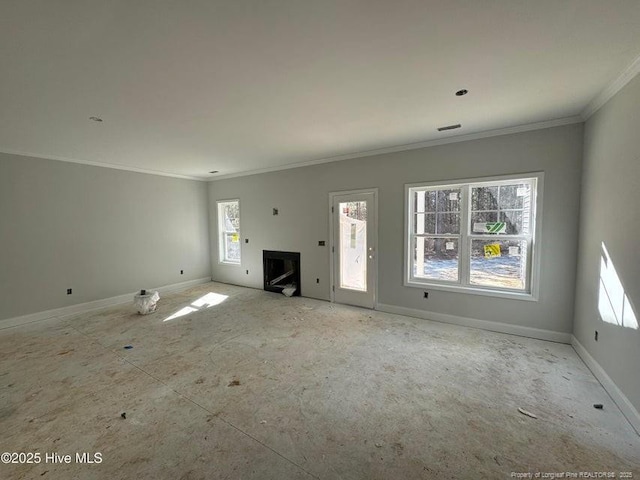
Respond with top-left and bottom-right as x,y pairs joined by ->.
406,174 -> 540,297
217,200 -> 241,264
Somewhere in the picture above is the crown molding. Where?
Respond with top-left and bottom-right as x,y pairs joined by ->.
0,148 -> 208,182
581,53 -> 640,121
2,115 -> 583,183
209,115 -> 583,182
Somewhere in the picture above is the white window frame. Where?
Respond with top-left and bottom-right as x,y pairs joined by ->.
217,199 -> 241,265
404,172 -> 543,301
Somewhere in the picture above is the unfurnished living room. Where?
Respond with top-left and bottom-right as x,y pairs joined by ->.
1,1 -> 640,479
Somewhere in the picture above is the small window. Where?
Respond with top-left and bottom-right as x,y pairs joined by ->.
406,174 -> 541,299
217,200 -> 241,264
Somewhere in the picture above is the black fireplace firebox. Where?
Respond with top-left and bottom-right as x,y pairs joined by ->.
263,250 -> 301,296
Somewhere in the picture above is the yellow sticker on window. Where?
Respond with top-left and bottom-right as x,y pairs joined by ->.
231,233 -> 239,243
484,243 -> 501,258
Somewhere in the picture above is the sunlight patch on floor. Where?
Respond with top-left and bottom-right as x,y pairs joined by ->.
164,292 -> 228,322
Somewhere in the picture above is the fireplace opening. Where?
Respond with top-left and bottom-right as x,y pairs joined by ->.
263,250 -> 301,296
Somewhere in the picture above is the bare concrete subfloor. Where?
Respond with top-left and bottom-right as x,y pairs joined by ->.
1,282 -> 638,479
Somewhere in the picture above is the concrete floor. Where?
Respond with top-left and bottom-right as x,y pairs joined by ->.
1,282 -> 638,479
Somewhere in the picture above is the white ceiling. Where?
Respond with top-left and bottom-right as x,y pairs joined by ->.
1,1 -> 640,180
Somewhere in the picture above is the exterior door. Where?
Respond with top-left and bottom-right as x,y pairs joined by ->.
331,190 -> 377,309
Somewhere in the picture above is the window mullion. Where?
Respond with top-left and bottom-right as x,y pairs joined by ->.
471,235 -> 530,240
415,234 -> 460,239
526,236 -> 534,293
459,185 -> 471,287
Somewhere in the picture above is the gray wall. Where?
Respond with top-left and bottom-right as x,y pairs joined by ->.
574,75 -> 640,412
209,123 -> 583,334
0,153 -> 211,321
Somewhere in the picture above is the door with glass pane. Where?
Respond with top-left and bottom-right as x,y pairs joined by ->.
331,191 -> 377,309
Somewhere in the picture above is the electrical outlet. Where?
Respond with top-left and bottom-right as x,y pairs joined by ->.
245,238 -> 249,243
595,330 -> 598,341
316,278 -> 320,283
272,208 -> 279,215
67,288 -> 72,295
318,241 -> 325,246
180,270 -> 184,275
423,291 -> 429,299
246,270 -> 249,275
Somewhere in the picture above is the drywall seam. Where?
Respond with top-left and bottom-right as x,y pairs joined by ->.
571,336 -> 640,435
208,116 -> 582,181
377,303 -> 572,344
0,277 -> 212,330
582,53 -> 640,120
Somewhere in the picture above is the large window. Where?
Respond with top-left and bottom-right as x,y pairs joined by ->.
217,200 -> 241,264
406,174 -> 541,298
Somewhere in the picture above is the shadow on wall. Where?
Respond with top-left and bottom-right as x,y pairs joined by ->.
164,292 -> 228,322
598,243 -> 638,330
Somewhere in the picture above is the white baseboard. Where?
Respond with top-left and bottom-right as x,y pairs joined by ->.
0,277 -> 212,330
376,303 -> 572,344
154,277 -> 212,295
571,336 -> 640,435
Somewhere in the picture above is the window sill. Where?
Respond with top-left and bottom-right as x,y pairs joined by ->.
219,261 -> 241,266
405,280 -> 538,302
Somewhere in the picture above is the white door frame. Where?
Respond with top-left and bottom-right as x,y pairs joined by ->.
329,188 -> 379,308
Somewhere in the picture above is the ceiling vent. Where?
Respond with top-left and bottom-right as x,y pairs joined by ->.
437,124 -> 461,132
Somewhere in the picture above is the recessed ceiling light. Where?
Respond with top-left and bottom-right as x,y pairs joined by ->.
455,89 -> 468,96
437,124 -> 462,132
209,170 -> 219,174
89,116 -> 103,122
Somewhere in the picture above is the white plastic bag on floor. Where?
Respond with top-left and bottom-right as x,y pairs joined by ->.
282,285 -> 296,297
133,290 -> 160,314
